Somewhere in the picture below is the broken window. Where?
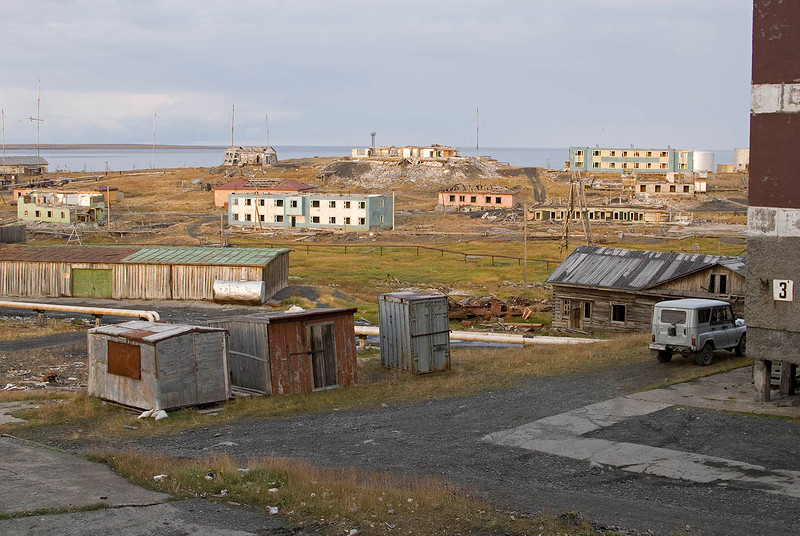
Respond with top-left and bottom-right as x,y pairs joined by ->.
449,195 -> 456,202
329,217 -> 336,224
670,185 -> 676,192
358,201 -> 366,209
275,215 -> 284,223
344,217 -> 351,225
655,185 -> 661,192
311,200 -> 319,208
358,217 -> 365,225
611,304 -> 626,322
640,185 -> 646,192
275,199 -> 284,207
311,216 -> 320,223
329,201 -> 336,208
344,201 -> 351,208
584,302 -> 592,319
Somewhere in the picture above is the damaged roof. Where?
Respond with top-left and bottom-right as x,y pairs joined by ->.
0,156 -> 48,166
440,183 -> 520,194
546,245 -> 745,291
89,320 -> 224,343
214,178 -> 314,191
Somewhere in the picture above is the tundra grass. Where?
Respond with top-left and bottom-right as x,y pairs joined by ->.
96,451 -> 615,536
0,317 -> 87,342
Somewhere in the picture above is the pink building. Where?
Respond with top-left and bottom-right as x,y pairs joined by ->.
213,178 -> 315,207
437,184 -> 520,211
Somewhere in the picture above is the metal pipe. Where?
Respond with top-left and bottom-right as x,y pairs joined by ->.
353,326 -> 598,346
0,300 -> 160,322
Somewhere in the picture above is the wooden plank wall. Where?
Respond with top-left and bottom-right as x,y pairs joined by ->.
155,332 -> 227,410
207,319 -> 271,393
87,334 -> 159,410
263,252 -> 289,299
0,224 -> 26,244
653,267 -> 745,297
0,261 -> 71,297
552,286 -> 658,333
113,264 -> 171,300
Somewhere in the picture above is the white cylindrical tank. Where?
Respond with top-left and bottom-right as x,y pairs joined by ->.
693,151 -> 715,173
734,148 -> 750,172
212,280 -> 266,304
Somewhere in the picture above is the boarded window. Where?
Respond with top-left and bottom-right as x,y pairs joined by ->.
107,340 -> 141,379
584,302 -> 592,319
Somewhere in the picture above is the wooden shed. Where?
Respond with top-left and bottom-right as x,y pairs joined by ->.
0,244 -> 289,301
207,308 -> 358,396
378,291 -> 450,374
547,245 -> 746,333
87,320 -> 229,411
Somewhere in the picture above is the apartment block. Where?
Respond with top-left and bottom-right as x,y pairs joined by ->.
569,146 -> 693,174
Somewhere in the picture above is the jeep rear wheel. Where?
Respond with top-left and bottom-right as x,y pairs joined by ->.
695,343 -> 714,366
735,333 -> 747,357
657,349 -> 673,363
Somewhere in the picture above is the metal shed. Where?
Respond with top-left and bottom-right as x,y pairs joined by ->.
207,308 -> 358,396
0,245 -> 289,301
378,291 -> 450,373
87,320 -> 229,411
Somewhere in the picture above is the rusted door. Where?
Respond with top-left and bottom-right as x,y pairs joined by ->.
308,322 -> 337,389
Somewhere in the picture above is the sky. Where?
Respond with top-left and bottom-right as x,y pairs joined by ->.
0,0 -> 753,149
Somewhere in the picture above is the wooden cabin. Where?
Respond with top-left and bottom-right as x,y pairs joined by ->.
547,245 -> 746,333
88,321 -> 229,411
207,308 -> 358,396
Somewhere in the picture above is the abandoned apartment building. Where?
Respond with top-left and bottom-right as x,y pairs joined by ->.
0,156 -> 49,183
223,145 -> 278,166
531,202 -> 671,223
351,144 -> 460,160
569,146 -> 702,174
17,190 -> 107,225
634,173 -> 708,196
547,245 -> 745,333
213,178 -> 315,207
436,184 -> 520,211
227,192 -> 393,230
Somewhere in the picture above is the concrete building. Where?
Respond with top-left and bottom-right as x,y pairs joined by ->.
228,192 -> 393,230
569,147 -> 693,174
437,184 -> 519,211
747,1 -> 800,400
635,174 -> 706,196
17,191 -> 106,225
531,203 -> 670,224
213,178 -> 315,207
222,146 -> 278,166
547,245 -> 746,333
13,186 -> 122,203
352,145 -> 459,160
0,156 -> 48,182
734,148 -> 750,172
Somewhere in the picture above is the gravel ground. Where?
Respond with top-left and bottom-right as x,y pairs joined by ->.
31,361 -> 800,536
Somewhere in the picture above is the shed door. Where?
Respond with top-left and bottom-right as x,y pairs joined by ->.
308,322 -> 337,389
409,299 -> 450,374
72,269 -> 112,298
224,324 -> 270,393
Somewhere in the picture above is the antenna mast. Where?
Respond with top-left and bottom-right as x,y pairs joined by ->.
231,105 -> 235,147
28,80 -> 44,159
476,106 -> 479,157
152,112 -> 157,169
266,114 -> 270,147
2,109 -> 5,162
370,132 -> 376,148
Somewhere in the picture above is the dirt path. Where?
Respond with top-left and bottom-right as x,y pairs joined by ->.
522,167 -> 546,202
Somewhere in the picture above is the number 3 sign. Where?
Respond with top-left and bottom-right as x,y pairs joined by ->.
773,279 -> 794,301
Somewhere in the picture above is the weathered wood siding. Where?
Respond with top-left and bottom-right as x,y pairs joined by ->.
552,286 -> 658,333
0,261 -> 71,296
156,332 -> 228,410
207,318 -> 272,393
652,266 -> 745,298
0,224 -> 25,244
87,334 -> 159,410
263,252 -> 289,299
113,264 -> 172,300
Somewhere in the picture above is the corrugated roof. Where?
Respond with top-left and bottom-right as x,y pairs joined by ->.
120,246 -> 289,267
89,320 -> 224,343
546,245 -> 746,290
0,245 -> 289,267
0,156 -> 48,166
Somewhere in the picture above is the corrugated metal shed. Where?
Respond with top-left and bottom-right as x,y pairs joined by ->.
121,246 -> 287,266
379,292 -> 450,374
546,245 -> 746,291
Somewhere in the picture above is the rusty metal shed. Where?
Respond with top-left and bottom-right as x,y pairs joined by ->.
208,308 -> 358,396
378,291 -> 450,374
87,320 -> 229,411
0,244 -> 289,301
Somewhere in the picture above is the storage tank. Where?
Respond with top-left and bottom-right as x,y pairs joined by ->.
734,148 -> 750,172
212,280 -> 266,304
693,151 -> 715,173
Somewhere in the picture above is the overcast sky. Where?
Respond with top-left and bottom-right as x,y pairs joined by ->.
0,0 -> 752,149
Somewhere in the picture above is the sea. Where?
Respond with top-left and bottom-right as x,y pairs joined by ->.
0,146 -> 735,173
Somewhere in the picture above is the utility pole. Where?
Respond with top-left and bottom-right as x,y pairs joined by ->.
576,172 -> 593,246
476,107 -> 479,157
266,114 -> 270,147
152,113 -> 157,170
1,109 -> 5,162
370,132 -> 376,148
28,80 -> 43,160
523,203 -> 528,287
231,105 -> 235,147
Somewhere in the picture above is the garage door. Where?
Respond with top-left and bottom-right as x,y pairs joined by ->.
72,269 -> 112,298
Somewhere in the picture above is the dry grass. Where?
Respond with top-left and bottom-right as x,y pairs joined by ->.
97,451 -> 608,536
0,317 -> 87,342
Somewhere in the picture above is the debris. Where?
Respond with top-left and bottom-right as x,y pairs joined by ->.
268,488 -> 279,493
153,410 -> 169,420
138,409 -> 155,419
266,506 -> 278,515
205,472 -> 215,480
42,372 -> 58,383
3,383 -> 26,391
237,468 -> 250,474
153,474 -> 168,482
124,425 -> 138,430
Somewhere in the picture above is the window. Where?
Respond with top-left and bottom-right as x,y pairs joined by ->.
485,196 -> 492,203
584,302 -> 592,319
358,217 -> 365,225
245,198 -> 252,206
622,163 -> 628,169
609,162 -> 616,169
470,196 -> 477,203
647,163 -> 653,169
275,215 -> 284,223
593,162 -> 600,168
655,185 -> 662,192
660,151 -> 668,157
311,216 -> 320,223
291,200 -> 299,208
344,217 -> 351,225
245,214 -> 252,222
449,195 -> 456,202
495,197 -> 502,204
329,217 -> 336,224
380,215 -> 384,223
233,213 -> 239,221
311,200 -> 320,208
634,163 -> 640,169
47,211 -> 52,217
634,151 -> 640,157
593,150 -> 600,156
683,185 -> 690,193
611,304 -> 627,322
344,201 -> 351,208
259,214 -> 265,222
275,199 -> 284,207
622,151 -> 628,157
646,151 -> 653,157
710,274 -> 728,294
610,150 -> 616,156
660,163 -> 668,169
459,195 -> 465,202
232,198 -> 238,205
259,199 -> 265,206
679,163 -> 687,169
61,211 -> 65,217
35,210 -> 41,217
669,185 -> 676,193
576,150 -> 583,156
380,199 -> 385,208
358,201 -> 366,209
698,308 -> 711,323
660,310 -> 686,324
563,300 -> 571,316
575,161 -> 583,167
329,200 -> 336,208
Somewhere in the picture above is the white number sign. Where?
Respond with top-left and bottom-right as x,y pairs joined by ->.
773,279 -> 794,301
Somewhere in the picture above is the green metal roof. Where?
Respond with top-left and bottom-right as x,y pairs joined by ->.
120,246 -> 289,267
